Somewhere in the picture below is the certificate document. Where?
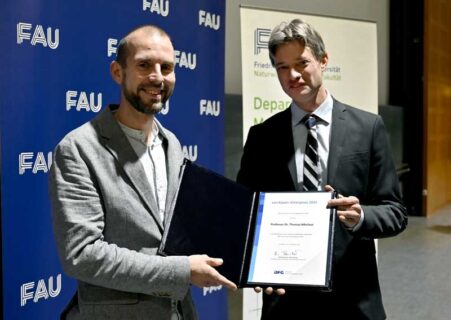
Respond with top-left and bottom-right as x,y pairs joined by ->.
246,192 -> 335,289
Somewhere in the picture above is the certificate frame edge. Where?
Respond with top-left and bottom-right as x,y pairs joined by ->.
242,191 -> 337,291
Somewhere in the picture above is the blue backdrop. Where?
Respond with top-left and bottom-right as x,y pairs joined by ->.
0,1 -> 226,319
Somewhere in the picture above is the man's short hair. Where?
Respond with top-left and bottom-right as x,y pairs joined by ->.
268,19 -> 326,66
115,25 -> 172,67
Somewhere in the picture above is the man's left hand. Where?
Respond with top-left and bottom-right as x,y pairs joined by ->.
325,185 -> 361,229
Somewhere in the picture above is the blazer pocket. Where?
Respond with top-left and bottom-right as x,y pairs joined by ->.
78,284 -> 139,305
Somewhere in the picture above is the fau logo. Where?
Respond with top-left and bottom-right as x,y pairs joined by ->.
21,274 -> 62,307
106,40 -> 196,71
19,152 -> 52,175
174,50 -> 197,70
143,0 -> 169,17
200,99 -> 220,117
107,38 -> 118,57
66,90 -> 102,112
203,285 -> 222,296
17,22 -> 60,49
159,99 -> 170,115
199,10 -> 220,30
254,28 -> 271,55
182,145 -> 198,161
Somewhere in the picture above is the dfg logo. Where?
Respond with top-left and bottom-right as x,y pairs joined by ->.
273,270 -> 285,275
143,0 -> 169,17
17,22 -> 60,49
21,274 -> 62,307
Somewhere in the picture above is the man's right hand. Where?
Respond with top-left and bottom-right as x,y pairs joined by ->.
188,255 -> 237,291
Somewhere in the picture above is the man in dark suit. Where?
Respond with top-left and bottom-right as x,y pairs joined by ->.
49,25 -> 236,320
237,19 -> 407,320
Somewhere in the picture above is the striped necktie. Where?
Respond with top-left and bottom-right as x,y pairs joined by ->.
303,115 -> 320,191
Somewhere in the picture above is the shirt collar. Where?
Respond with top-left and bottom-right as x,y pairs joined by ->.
291,91 -> 333,127
117,119 -> 161,147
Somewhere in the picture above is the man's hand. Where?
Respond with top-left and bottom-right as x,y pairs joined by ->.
188,255 -> 237,290
254,286 -> 286,295
325,185 -> 362,229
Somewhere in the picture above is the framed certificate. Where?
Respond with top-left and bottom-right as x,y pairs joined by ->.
245,192 -> 335,290
158,160 -> 336,290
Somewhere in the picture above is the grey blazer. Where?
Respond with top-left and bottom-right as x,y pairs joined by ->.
49,105 -> 197,320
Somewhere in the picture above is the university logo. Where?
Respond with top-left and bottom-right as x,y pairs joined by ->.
175,50 -> 197,70
159,99 -> 170,115
19,152 -> 52,175
254,28 -> 271,55
17,22 -> 60,49
107,40 -> 196,71
182,145 -> 198,161
143,0 -> 169,17
21,274 -> 62,307
66,90 -> 102,112
107,38 -> 118,57
200,99 -> 220,117
199,10 -> 220,30
203,285 -> 222,296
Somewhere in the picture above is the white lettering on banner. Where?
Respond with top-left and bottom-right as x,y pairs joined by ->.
19,152 -> 52,175
20,274 -> 62,307
143,0 -> 169,17
203,285 -> 222,296
182,145 -> 198,161
160,100 -> 170,115
200,100 -> 220,117
17,22 -> 59,49
174,50 -> 197,70
66,91 -> 102,112
108,38 -> 118,57
199,10 -> 221,30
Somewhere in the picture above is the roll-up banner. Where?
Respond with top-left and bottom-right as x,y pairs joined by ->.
0,1 -> 227,319
240,6 -> 378,319
240,6 -> 378,141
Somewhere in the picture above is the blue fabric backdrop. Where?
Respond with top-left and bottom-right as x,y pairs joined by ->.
0,1 -> 226,319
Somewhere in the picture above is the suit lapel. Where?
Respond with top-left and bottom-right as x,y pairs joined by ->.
155,121 -> 184,225
327,100 -> 347,187
96,106 -> 164,231
276,108 -> 298,190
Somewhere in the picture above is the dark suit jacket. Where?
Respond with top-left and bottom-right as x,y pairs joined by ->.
237,99 -> 407,320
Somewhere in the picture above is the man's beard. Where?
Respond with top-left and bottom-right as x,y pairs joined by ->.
123,85 -> 167,115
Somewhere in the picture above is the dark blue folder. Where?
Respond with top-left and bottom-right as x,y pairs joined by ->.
158,160 -> 257,286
